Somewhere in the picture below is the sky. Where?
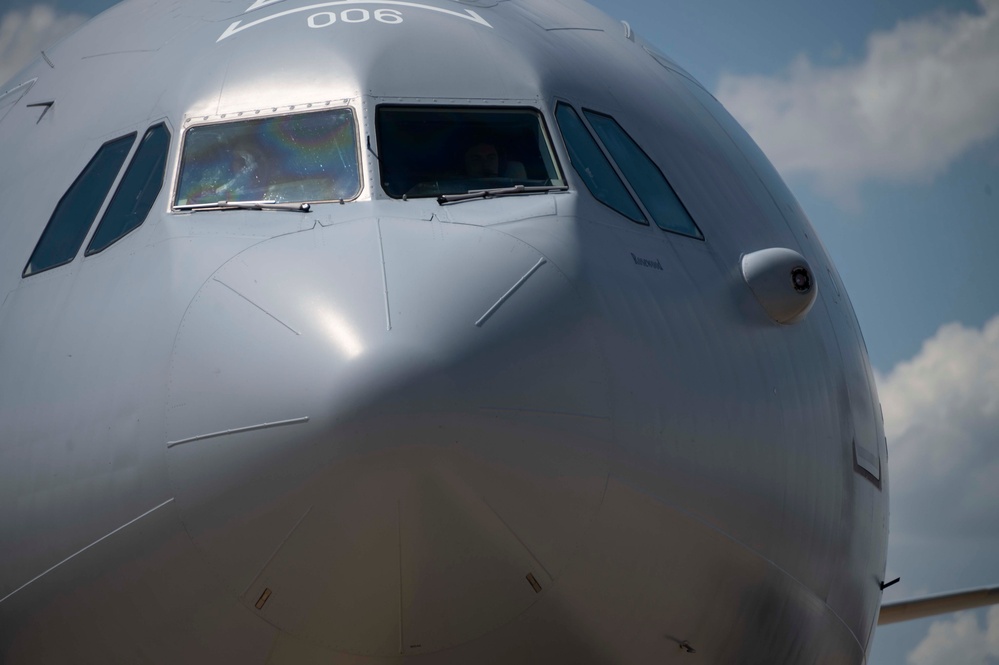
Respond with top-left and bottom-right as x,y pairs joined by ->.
2,0 -> 998,663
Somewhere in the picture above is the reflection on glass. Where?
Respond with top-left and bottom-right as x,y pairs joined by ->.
175,109 -> 360,206
555,104 -> 645,223
24,133 -> 135,276
377,106 -> 564,198
584,110 -> 702,239
88,123 -> 171,254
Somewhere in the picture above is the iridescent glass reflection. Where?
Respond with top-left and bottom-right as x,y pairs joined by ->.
175,109 -> 360,206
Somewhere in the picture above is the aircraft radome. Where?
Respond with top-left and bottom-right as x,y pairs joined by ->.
1,0 -> 996,662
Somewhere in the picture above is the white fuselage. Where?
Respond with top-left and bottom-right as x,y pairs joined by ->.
0,1 -> 888,662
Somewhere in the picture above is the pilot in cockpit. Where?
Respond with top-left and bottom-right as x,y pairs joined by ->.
463,140 -> 527,181
464,142 -> 500,178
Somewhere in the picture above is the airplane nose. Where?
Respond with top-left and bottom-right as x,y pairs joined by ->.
165,218 -> 611,656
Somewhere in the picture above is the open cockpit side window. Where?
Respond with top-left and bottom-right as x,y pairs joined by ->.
23,133 -> 135,277
174,108 -> 360,208
376,106 -> 564,199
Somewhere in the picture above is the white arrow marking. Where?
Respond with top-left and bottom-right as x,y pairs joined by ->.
244,0 -> 287,13
218,0 -> 492,42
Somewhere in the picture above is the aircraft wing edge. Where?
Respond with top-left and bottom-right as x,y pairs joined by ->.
879,585 -> 999,625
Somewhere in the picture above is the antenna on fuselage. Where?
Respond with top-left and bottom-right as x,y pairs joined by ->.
26,101 -> 54,124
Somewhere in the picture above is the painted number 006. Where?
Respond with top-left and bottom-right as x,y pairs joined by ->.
308,9 -> 404,27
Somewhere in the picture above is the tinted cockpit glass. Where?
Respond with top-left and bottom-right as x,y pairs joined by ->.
23,132 -> 135,277
88,123 -> 171,254
174,108 -> 360,206
377,106 -> 564,198
554,104 -> 645,224
584,110 -> 702,239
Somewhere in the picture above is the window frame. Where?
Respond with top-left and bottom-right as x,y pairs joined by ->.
374,103 -> 566,200
581,108 -> 703,241
554,100 -> 707,242
22,132 -> 137,277
554,102 -> 647,225
170,105 -> 364,210
86,122 -> 172,256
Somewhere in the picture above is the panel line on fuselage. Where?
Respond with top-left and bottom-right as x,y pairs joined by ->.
474,257 -> 547,328
478,406 -> 611,421
0,498 -> 176,605
213,277 -> 303,336
377,218 -> 392,331
479,495 -> 553,582
241,506 -> 314,596
165,416 -> 311,449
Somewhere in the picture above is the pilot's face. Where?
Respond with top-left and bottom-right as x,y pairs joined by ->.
465,143 -> 499,177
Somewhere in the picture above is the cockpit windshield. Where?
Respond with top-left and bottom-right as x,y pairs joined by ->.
174,108 -> 360,207
376,106 -> 564,199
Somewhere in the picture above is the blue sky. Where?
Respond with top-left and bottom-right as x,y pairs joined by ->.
2,1 -> 998,663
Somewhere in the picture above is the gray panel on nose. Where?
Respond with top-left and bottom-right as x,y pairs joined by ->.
166,218 -> 611,655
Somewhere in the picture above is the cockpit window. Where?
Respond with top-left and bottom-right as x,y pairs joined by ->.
174,108 -> 360,207
23,132 -> 135,277
554,103 -> 645,224
583,110 -> 703,239
376,106 -> 564,198
87,123 -> 171,254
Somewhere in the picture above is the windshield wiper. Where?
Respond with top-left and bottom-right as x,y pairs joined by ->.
437,185 -> 568,205
174,200 -> 312,213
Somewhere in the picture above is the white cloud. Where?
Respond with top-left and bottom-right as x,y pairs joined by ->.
907,608 -> 999,665
715,0 -> 999,200
876,314 -> 999,539
0,6 -> 88,89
